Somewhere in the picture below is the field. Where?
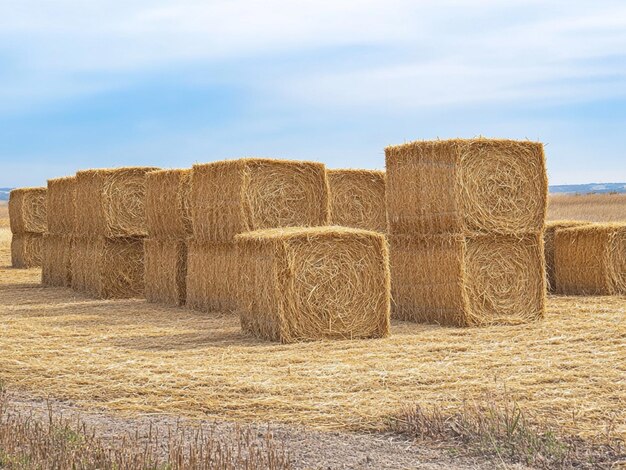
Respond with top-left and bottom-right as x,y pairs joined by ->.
0,197 -> 625,468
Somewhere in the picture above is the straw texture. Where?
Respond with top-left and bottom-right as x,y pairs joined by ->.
191,158 -> 330,243
46,176 -> 76,235
41,234 -> 73,287
71,237 -> 145,299
390,233 -> 546,326
145,169 -> 192,239
10,233 -> 43,268
544,220 -> 591,293
9,187 -> 47,234
236,226 -> 390,343
327,169 -> 386,232
144,239 -> 187,306
385,138 -> 547,235
555,223 -> 626,295
75,167 -> 159,238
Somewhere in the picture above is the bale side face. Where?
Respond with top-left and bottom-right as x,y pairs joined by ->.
46,176 -> 76,235
544,221 -> 590,293
42,234 -> 73,287
145,169 -> 192,239
191,159 -> 330,242
608,228 -> 626,294
9,187 -> 47,234
237,227 -> 390,343
11,233 -> 43,268
385,139 -> 547,236
327,169 -> 386,232
75,168 -> 158,238
144,239 -> 187,306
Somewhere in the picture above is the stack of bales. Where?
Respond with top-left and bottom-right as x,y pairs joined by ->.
71,167 -> 158,298
544,220 -> 590,293
42,176 -> 76,286
327,169 -> 386,232
144,169 -> 192,306
187,158 -> 330,313
555,224 -> 626,295
9,187 -> 47,268
385,138 -> 548,326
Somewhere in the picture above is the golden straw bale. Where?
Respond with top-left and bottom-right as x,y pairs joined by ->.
145,169 -> 192,239
74,167 -> 159,238
144,238 -> 187,306
385,138 -> 547,235
185,240 -> 239,312
555,223 -> 626,295
389,233 -> 545,326
10,232 -> 43,268
42,234 -> 73,287
8,187 -> 47,234
71,237 -> 145,298
327,169 -> 386,232
191,158 -> 330,243
46,176 -> 76,235
236,226 -> 390,343
544,220 -> 591,293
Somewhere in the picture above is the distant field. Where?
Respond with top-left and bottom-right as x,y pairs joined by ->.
0,201 -> 8,228
548,193 -> 626,222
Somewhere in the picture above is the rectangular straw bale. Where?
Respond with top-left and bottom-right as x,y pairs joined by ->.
389,233 -> 545,326
185,241 -> 239,312
11,233 -> 43,268
191,158 -> 330,243
9,187 -> 47,234
42,234 -> 73,287
145,169 -> 192,239
236,226 -> 390,343
144,238 -> 187,306
544,220 -> 591,293
555,224 -> 626,295
71,237 -> 144,298
327,169 -> 386,232
74,167 -> 159,238
385,138 -> 547,235
46,176 -> 76,235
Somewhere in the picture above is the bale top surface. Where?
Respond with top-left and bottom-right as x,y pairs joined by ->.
236,225 -> 385,242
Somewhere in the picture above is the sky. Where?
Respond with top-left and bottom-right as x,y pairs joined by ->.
1,0 -> 625,187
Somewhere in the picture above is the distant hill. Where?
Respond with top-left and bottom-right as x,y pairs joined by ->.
0,188 -> 12,201
549,183 -> 626,194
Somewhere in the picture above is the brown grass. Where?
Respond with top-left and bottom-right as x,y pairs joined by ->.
0,231 -> 623,442
0,202 -> 9,228
548,193 -> 626,222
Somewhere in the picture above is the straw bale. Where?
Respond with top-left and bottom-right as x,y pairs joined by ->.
10,232 -> 43,268
144,238 -> 187,306
327,169 -> 386,232
71,237 -> 144,298
46,176 -> 76,235
42,234 -> 73,287
185,240 -> 239,312
74,167 -> 159,238
145,169 -> 192,239
544,220 -> 591,293
555,223 -> 626,295
191,158 -> 330,243
8,187 -> 47,234
385,138 -> 547,235
389,233 -> 545,326
236,226 -> 390,343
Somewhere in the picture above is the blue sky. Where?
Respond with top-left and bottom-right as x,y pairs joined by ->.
1,0 -> 625,187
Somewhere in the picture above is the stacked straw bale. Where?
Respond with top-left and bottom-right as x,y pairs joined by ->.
144,169 -> 191,306
42,176 -> 76,287
71,167 -> 158,298
544,220 -> 590,293
9,187 -> 47,268
385,138 -> 547,326
555,224 -> 626,295
327,169 -> 386,232
187,158 -> 330,313
236,226 -> 390,343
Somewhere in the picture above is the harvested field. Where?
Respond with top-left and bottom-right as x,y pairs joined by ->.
548,193 -> 626,222
0,230 -> 623,442
0,201 -> 9,228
